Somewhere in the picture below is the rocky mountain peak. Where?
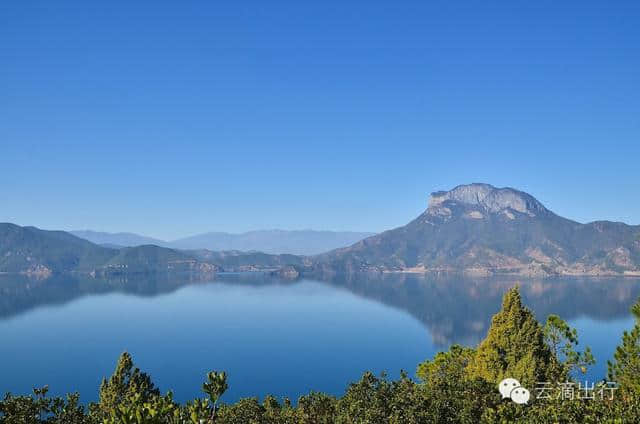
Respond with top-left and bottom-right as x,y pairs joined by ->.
428,183 -> 549,217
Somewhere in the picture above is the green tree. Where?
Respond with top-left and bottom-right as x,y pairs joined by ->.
91,352 -> 160,419
297,392 -> 336,424
466,286 -> 553,386
102,391 -> 181,424
261,395 -> 286,424
543,314 -> 595,380
216,398 -> 265,424
417,344 -> 475,387
184,398 -> 211,424
335,372 -> 394,423
49,393 -> 88,424
0,386 -> 53,424
202,371 -> 228,423
608,297 -> 640,398
0,387 -> 89,424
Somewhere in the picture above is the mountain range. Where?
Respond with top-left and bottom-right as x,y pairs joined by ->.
0,224 -> 216,278
2,183 -> 639,278
313,183 -> 640,276
0,223 -> 308,278
69,229 -> 375,256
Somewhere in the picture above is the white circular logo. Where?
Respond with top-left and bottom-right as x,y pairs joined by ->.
498,378 -> 529,404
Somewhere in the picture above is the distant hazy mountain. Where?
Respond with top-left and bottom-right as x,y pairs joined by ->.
313,183 -> 640,277
0,223 -> 303,276
0,224 -> 214,276
170,230 -> 375,255
71,229 -> 375,255
70,230 -> 167,248
1,223 -> 116,275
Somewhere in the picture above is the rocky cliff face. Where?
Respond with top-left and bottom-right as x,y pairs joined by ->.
314,183 -> 640,277
428,183 -> 549,217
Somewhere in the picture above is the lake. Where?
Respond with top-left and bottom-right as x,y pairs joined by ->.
1,273 -> 639,404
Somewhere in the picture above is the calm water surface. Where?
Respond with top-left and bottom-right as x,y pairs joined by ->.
1,273 -> 639,403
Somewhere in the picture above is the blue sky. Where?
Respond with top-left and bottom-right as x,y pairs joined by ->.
1,1 -> 639,239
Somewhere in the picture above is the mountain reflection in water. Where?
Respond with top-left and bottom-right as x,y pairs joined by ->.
2,272 -> 639,348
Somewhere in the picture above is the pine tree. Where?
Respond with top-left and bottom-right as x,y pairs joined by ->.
466,286 -> 553,387
92,351 -> 160,418
607,298 -> 640,397
202,370 -> 228,423
417,344 -> 475,387
543,314 -> 595,381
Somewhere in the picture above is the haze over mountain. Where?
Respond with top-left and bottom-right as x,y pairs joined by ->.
70,229 -> 375,256
169,230 -> 375,255
0,223 -> 303,277
314,183 -> 640,277
3,183 -> 640,278
0,224 -> 115,275
69,230 -> 165,248
0,223 -> 216,277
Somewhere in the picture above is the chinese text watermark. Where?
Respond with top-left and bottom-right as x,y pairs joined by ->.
499,378 -> 618,404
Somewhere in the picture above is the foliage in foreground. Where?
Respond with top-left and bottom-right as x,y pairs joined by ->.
2,287 -> 640,423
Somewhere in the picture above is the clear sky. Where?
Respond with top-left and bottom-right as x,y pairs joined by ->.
1,1 -> 639,240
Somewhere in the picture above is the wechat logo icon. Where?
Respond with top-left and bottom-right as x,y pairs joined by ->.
499,378 -> 530,405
